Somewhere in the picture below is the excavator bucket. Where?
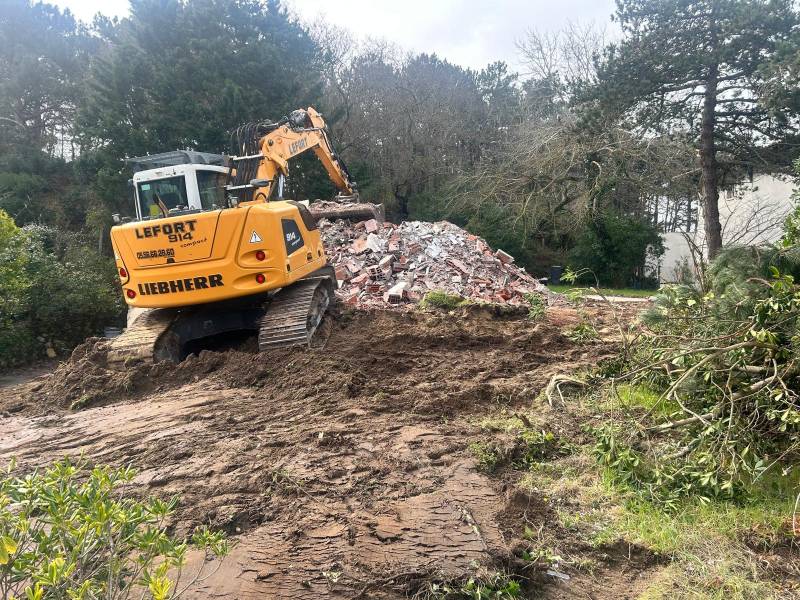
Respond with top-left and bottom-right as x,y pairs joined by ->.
308,200 -> 384,224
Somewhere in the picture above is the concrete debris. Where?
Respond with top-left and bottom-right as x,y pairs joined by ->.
494,248 -> 514,265
319,218 -> 549,309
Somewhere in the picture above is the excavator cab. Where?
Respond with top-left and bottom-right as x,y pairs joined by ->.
127,151 -> 230,221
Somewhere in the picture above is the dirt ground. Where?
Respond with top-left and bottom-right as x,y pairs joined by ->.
0,303 -> 661,599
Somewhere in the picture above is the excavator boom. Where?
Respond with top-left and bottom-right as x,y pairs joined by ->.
228,107 -> 356,204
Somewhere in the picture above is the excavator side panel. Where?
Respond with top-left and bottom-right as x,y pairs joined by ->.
111,201 -> 327,309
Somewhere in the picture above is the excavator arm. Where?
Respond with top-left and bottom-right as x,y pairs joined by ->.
228,107 -> 356,204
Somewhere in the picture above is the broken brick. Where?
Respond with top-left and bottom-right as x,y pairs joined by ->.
350,237 -> 368,254
335,266 -> 351,281
494,249 -> 514,264
318,215 -> 548,310
387,281 -> 409,303
351,272 -> 370,285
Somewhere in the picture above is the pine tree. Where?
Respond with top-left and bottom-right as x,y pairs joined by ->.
79,0 -> 325,213
593,0 -> 800,258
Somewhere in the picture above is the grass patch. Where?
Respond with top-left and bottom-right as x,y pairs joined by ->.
420,290 -> 469,311
476,412 -> 528,433
548,284 -> 656,298
595,487 -> 796,599
473,381 -> 796,599
468,441 -> 502,473
523,450 -> 796,599
593,490 -> 794,554
610,383 -> 679,419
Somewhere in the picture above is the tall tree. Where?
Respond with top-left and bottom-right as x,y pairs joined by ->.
0,1 -> 94,227
594,0 -> 800,258
0,0 -> 91,158
79,0 -> 325,214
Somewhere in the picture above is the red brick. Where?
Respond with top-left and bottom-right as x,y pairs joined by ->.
335,266 -> 351,281
350,237 -> 368,254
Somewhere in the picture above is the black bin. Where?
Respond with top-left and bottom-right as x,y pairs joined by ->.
549,265 -> 563,286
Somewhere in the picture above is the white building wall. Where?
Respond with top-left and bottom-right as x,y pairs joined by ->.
658,174 -> 795,282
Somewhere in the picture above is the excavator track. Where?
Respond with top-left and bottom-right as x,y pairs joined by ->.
107,275 -> 334,367
258,277 -> 333,351
107,309 -> 179,366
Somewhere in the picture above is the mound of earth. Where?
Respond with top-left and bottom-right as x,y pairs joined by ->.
0,305 -> 657,598
25,304 -> 606,415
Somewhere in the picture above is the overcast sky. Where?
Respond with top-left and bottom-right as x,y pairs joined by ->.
51,0 -> 617,72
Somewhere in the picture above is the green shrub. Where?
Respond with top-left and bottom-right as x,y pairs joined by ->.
0,458 -> 229,599
0,214 -> 125,366
523,292 -> 546,321
427,573 -> 522,599
603,226 -> 800,504
514,429 -> 570,469
569,210 -> 663,288
469,441 -> 502,473
566,321 -> 599,343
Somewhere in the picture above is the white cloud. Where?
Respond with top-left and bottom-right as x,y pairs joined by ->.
287,0 -> 616,71
50,0 -> 129,21
52,0 -> 617,71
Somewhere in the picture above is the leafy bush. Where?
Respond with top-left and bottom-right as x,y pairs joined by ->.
0,212 -> 125,366
594,240 -> 800,504
469,441 -> 503,473
0,458 -> 229,599
523,293 -> 546,321
569,210 -> 663,288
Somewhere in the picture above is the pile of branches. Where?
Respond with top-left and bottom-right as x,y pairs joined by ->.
598,244 -> 800,505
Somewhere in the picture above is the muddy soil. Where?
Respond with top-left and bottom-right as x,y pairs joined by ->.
0,304 -> 660,598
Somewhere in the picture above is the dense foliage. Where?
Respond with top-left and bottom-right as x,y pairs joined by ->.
0,210 -> 123,367
569,211 -> 663,288
594,209 -> 800,506
0,458 -> 229,599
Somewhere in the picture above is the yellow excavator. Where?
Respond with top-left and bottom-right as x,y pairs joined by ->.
108,107 -> 376,364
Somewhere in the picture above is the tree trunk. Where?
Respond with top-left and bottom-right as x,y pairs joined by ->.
700,63 -> 722,259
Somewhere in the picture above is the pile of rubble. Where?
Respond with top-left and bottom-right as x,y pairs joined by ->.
319,218 -> 549,308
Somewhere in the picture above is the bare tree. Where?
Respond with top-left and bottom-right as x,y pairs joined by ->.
517,21 -> 608,99
450,112 -> 697,247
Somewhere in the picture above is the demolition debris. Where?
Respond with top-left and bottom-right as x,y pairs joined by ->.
319,218 -> 548,308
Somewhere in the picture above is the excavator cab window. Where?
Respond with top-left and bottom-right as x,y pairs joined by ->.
137,176 -> 188,219
197,170 -> 227,210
